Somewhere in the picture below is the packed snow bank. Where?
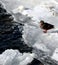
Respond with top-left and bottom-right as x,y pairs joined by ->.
0,49 -> 36,65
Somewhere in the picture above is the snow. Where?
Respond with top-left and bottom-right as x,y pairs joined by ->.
52,48 -> 58,61
0,49 -> 36,65
22,0 -> 58,50
33,42 -> 50,52
21,1 -> 58,62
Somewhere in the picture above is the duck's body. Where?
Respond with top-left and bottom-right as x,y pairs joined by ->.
40,20 -> 54,33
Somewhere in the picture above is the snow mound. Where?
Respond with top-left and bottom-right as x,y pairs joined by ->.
0,49 -> 36,65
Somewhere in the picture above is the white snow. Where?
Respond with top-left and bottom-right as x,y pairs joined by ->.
0,49 -> 36,65
33,42 -> 50,52
52,48 -> 58,61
